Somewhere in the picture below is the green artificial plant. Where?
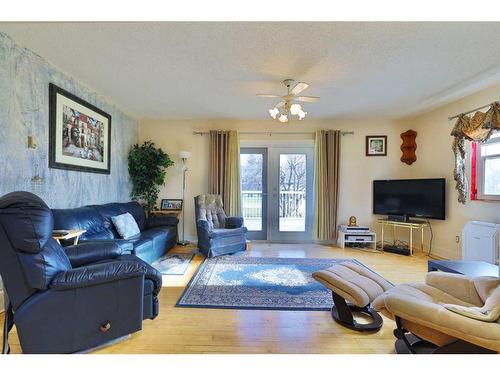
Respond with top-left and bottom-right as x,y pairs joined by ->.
128,140 -> 174,213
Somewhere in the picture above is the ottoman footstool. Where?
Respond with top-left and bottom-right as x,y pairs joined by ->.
313,261 -> 393,332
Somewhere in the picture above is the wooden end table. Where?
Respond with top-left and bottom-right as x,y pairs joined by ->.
52,229 -> 86,245
149,210 -> 182,219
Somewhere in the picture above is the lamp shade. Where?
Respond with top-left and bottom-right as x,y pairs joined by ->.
179,151 -> 191,159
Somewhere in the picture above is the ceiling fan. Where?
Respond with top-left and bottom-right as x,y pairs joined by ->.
256,79 -> 320,123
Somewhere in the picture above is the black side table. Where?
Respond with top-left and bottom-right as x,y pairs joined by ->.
428,259 -> 499,277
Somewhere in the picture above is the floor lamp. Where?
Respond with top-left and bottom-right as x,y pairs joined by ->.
178,151 -> 191,246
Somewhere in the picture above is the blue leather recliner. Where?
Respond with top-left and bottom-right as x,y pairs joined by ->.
194,194 -> 247,257
0,192 -> 162,354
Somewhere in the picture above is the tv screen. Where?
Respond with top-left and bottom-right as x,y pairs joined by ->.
373,178 -> 446,220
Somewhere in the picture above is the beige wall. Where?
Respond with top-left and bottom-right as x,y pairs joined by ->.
139,119 -> 409,241
398,83 -> 500,259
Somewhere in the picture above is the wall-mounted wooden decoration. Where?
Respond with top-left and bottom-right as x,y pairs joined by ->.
400,130 -> 417,165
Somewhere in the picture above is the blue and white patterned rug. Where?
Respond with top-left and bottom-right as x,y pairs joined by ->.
151,253 -> 195,275
176,256 -> 362,311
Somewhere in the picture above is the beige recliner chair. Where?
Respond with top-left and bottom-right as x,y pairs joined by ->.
373,272 -> 500,354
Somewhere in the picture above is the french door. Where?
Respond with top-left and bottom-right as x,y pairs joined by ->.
240,146 -> 314,242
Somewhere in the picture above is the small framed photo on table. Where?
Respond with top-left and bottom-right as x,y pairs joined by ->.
366,135 -> 387,156
160,199 -> 183,211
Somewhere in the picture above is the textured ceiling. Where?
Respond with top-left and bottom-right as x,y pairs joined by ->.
2,22 -> 500,120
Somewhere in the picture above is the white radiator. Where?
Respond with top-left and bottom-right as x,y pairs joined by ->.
462,221 -> 500,264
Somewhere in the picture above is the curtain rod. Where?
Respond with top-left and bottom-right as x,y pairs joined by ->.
192,131 -> 355,136
448,101 -> 499,121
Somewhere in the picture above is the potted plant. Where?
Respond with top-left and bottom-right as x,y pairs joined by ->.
128,141 -> 174,214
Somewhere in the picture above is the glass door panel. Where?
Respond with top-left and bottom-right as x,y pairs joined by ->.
240,148 -> 267,240
269,147 -> 313,242
279,154 -> 307,232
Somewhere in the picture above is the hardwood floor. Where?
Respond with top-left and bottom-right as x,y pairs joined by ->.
1,243 -> 430,354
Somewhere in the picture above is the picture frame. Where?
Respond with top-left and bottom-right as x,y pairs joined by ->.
160,199 -> 183,211
365,135 -> 387,156
49,83 -> 112,174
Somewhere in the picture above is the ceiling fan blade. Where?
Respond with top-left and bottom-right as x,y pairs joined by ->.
290,82 -> 309,95
295,96 -> 320,103
256,94 -> 282,98
275,100 -> 285,108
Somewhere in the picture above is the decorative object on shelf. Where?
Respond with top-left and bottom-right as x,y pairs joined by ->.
400,130 -> 417,165
449,101 -> 500,203
178,151 -> 191,246
348,216 -> 357,227
49,83 -> 112,174
365,135 -> 387,156
256,79 -> 320,123
161,199 -> 183,211
128,141 -> 174,214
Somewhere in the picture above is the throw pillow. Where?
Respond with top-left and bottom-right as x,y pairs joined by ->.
111,212 -> 140,239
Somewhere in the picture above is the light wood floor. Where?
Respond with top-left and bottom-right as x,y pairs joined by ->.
1,243 -> 430,354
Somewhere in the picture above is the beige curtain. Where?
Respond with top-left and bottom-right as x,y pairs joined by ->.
314,130 -> 341,241
208,130 -> 241,216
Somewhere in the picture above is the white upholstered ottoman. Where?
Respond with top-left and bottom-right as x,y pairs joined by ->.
313,261 -> 393,331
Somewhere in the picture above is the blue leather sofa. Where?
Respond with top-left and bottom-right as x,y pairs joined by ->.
194,194 -> 247,257
52,201 -> 178,263
0,192 -> 162,354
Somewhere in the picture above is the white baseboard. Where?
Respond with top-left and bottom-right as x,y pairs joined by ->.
427,244 -> 459,260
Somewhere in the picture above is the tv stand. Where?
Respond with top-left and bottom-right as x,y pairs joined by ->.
377,219 -> 429,256
387,215 -> 409,223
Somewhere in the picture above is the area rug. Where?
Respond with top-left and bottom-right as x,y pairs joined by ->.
151,253 -> 195,275
176,256 -> 365,311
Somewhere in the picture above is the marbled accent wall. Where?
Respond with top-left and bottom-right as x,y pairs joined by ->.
0,32 -> 138,208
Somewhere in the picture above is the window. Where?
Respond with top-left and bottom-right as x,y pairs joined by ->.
474,132 -> 500,200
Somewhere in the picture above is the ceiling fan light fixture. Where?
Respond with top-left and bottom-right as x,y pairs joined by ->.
290,103 -> 302,115
257,79 -> 318,123
297,109 -> 307,120
278,113 -> 288,123
269,107 -> 279,119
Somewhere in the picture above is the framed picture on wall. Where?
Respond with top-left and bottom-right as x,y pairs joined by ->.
161,199 -> 183,211
49,83 -> 112,174
365,135 -> 387,156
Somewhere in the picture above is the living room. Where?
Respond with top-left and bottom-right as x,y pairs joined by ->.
0,2 -> 499,371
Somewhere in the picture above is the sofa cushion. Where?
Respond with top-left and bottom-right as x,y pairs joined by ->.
132,236 -> 154,255
94,203 -> 125,238
53,206 -> 110,242
210,227 -> 247,239
111,213 -> 141,239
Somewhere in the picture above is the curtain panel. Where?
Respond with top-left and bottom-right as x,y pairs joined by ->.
314,130 -> 341,241
208,130 -> 241,216
450,103 -> 500,203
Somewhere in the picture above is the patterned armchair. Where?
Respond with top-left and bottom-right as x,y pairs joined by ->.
194,194 -> 247,257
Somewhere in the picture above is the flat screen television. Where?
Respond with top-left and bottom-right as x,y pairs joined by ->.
373,178 -> 446,220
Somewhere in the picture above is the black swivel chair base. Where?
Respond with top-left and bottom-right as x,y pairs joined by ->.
331,292 -> 383,332
393,317 -> 496,354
